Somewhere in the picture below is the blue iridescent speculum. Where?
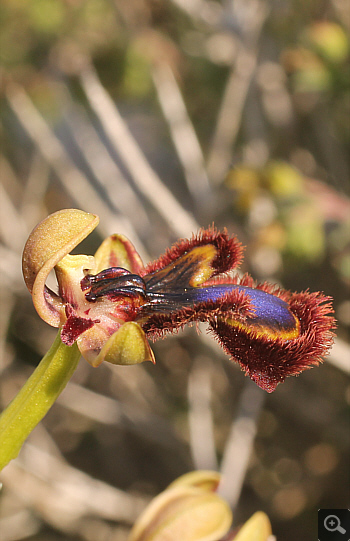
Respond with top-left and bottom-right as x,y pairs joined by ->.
217,286 -> 300,340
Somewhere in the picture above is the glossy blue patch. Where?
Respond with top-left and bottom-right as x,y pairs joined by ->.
147,284 -> 297,332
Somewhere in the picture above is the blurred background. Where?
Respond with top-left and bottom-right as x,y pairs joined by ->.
0,1 -> 349,540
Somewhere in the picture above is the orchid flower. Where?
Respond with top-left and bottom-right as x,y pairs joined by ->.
127,470 -> 272,541
23,209 -> 335,392
0,208 -> 335,470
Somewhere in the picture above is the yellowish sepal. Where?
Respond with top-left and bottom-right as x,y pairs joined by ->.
91,322 -> 155,367
128,484 -> 232,541
22,209 -> 99,327
167,470 -> 221,493
233,511 -> 272,541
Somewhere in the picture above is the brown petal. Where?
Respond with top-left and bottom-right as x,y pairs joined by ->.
93,234 -> 144,274
143,227 -> 243,281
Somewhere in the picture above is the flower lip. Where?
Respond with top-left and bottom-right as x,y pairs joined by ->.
84,259 -> 300,343
210,288 -> 335,392
145,284 -> 298,330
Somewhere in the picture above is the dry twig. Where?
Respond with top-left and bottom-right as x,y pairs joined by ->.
1,443 -> 148,529
5,83 -> 132,239
152,63 -> 211,205
79,63 -> 199,238
188,358 -> 218,471
218,380 -> 265,511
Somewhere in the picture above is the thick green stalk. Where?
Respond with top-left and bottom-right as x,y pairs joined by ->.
0,331 -> 81,470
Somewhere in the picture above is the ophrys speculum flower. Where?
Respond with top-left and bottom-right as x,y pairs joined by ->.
22,209 -> 335,392
0,208 -> 337,470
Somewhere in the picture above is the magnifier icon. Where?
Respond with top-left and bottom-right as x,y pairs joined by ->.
324,515 -> 346,534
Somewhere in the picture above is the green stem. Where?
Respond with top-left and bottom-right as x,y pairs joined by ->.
0,331 -> 81,470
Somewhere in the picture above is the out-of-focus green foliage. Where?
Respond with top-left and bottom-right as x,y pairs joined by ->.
0,0 -> 120,68
226,160 -> 350,266
282,20 -> 350,145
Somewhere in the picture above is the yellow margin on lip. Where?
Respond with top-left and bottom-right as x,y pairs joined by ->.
224,313 -> 300,341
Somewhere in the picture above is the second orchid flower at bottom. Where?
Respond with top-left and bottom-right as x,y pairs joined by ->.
22,209 -> 336,392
